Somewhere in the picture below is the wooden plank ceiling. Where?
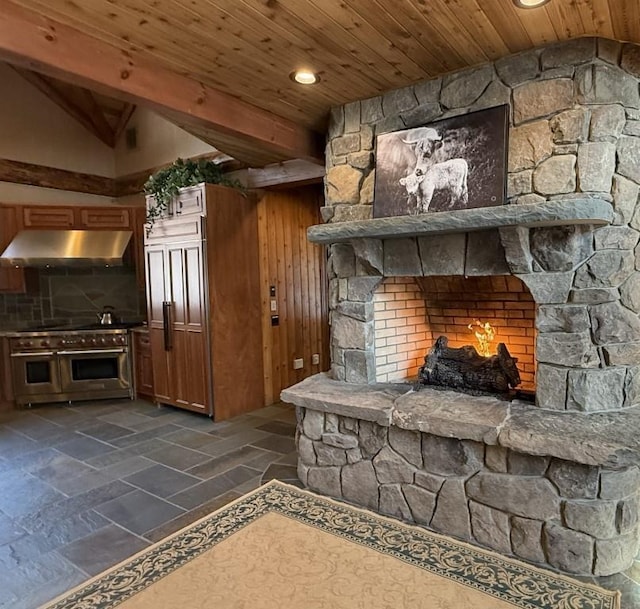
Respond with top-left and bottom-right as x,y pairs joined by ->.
3,0 -> 640,166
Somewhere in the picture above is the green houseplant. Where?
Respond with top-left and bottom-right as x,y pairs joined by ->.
144,157 -> 244,234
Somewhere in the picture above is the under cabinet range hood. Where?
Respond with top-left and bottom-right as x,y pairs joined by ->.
0,230 -> 133,267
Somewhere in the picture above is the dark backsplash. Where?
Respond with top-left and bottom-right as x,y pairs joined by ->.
0,266 -> 145,330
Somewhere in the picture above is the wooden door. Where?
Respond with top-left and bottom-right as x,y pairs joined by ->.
257,185 -> 329,404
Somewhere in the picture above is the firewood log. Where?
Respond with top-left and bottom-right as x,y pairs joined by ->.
417,336 -> 521,395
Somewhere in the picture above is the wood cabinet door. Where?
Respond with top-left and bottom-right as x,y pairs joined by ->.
0,205 -> 25,292
78,207 -> 131,229
145,245 -> 173,404
165,242 -> 208,413
0,336 -> 14,409
145,228 -> 210,414
22,206 -> 76,228
146,246 -> 168,328
133,207 -> 147,289
133,332 -> 154,399
174,185 -> 203,217
148,327 -> 172,404
183,243 -> 208,412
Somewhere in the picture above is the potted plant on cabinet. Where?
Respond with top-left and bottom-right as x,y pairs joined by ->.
144,157 -> 244,234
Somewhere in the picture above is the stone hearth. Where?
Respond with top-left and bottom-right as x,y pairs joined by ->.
283,374 -> 640,576
282,37 -> 640,576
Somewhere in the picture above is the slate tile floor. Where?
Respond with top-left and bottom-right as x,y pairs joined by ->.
0,399 -> 639,609
0,398 -> 299,609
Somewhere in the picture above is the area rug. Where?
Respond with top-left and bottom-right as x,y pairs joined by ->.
43,480 -> 619,609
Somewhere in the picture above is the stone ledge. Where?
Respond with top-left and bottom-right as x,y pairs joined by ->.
282,373 -> 640,468
307,198 -> 613,244
280,374 -> 406,425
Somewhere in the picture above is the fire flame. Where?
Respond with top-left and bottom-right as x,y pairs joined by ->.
468,320 -> 495,357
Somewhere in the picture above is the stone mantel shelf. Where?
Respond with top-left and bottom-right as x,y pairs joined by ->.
307,198 -> 613,244
281,373 -> 639,469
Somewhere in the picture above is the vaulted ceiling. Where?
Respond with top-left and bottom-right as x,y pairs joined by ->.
11,66 -> 136,148
1,0 -> 639,167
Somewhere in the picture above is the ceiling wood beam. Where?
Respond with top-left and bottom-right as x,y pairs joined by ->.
0,158 -> 115,196
0,154 -> 325,199
245,160 -> 325,189
0,1 -> 324,167
11,66 -> 116,148
78,88 -> 116,148
113,103 -> 136,144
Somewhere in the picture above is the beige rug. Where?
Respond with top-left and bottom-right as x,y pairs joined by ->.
43,480 -> 619,609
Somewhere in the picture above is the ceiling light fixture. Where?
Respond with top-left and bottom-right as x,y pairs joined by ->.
290,70 -> 320,85
513,0 -> 550,7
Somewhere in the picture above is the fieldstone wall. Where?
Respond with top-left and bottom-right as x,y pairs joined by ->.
296,405 -> 640,576
324,37 -> 640,412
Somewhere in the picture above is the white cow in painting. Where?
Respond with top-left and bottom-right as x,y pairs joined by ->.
399,128 -> 469,213
400,159 -> 469,213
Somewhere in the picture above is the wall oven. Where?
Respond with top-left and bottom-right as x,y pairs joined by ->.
9,328 -> 133,406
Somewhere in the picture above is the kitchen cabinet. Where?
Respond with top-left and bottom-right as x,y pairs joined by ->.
77,207 -> 131,229
22,206 -> 75,228
145,183 -> 263,419
132,329 -> 154,400
171,185 -> 203,216
0,203 -> 147,292
0,205 -> 25,292
0,336 -> 14,410
22,204 -> 133,230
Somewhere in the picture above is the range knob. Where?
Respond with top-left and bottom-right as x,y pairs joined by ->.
41,340 -> 50,348
90,338 -> 98,345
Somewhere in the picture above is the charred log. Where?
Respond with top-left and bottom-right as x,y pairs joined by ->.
417,336 -> 521,395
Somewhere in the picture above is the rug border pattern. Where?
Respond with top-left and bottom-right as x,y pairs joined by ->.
43,480 -> 620,609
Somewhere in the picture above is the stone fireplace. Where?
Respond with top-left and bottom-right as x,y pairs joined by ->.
282,37 -> 640,577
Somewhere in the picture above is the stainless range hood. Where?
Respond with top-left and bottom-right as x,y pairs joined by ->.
0,230 -> 133,267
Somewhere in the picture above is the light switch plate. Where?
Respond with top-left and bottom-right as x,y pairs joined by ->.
312,353 -> 320,365
293,358 -> 304,370
270,299 -> 277,312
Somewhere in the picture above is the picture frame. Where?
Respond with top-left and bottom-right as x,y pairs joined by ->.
373,104 -> 509,218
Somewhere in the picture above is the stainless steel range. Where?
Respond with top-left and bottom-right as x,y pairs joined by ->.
9,326 -> 134,406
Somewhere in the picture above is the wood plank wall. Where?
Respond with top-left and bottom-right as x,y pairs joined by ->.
257,184 -> 329,405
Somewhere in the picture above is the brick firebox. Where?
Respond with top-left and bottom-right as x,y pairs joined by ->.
373,276 -> 536,390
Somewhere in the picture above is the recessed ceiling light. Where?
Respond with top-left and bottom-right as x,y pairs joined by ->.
513,0 -> 550,7
290,70 -> 320,85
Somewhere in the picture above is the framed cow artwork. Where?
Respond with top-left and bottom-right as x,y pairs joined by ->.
373,104 -> 509,218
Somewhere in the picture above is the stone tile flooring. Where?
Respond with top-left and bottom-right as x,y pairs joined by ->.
0,398 -> 299,609
0,398 -> 638,608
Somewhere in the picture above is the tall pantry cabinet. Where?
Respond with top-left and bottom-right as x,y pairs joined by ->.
144,183 -> 264,420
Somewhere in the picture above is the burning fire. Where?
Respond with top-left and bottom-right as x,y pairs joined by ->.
468,320 -> 495,357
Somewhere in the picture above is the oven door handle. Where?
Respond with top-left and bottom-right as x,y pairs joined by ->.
57,349 -> 126,355
162,301 -> 173,351
10,351 -> 55,357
